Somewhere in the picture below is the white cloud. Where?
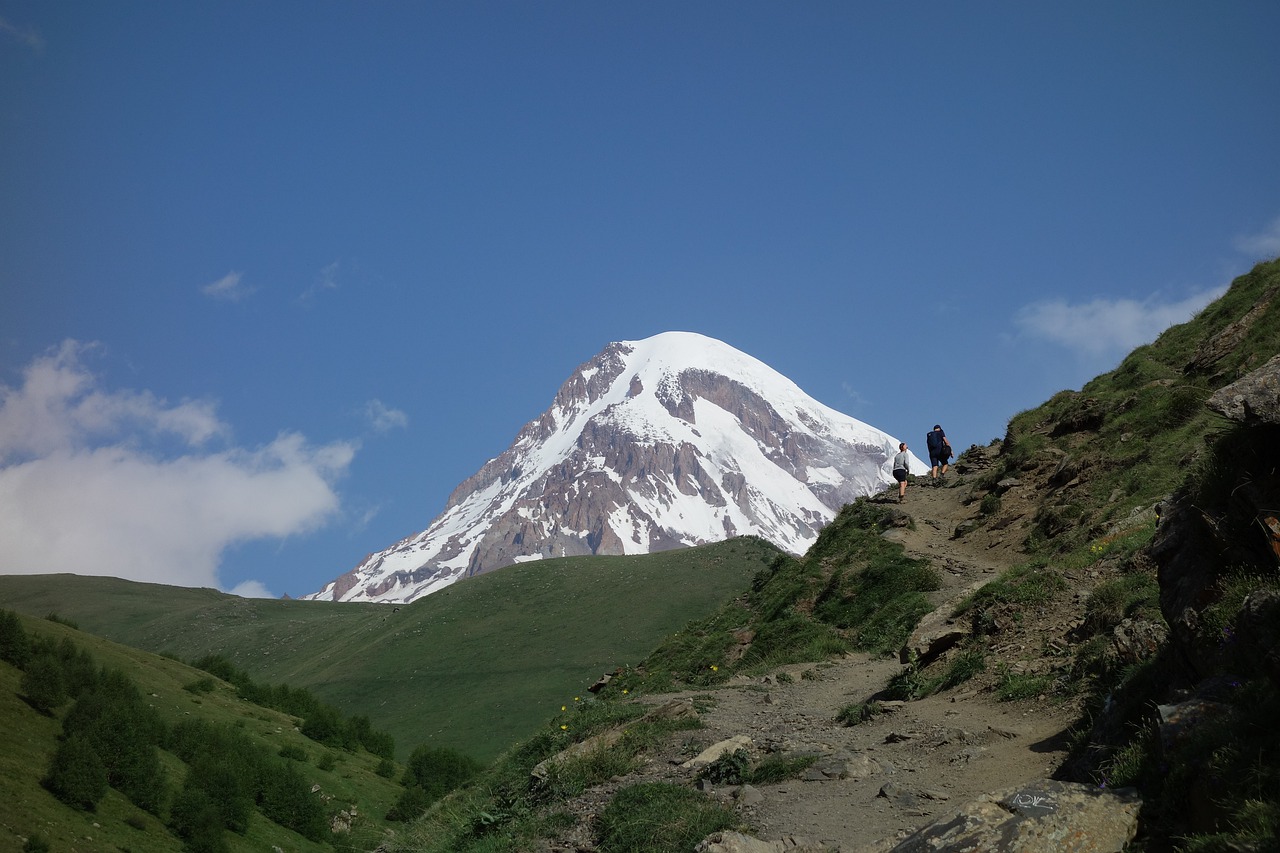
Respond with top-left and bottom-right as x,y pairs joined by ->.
1234,216 -> 1280,258
201,271 -> 253,302
0,341 -> 355,593
364,399 -> 408,433
1014,286 -> 1227,359
228,579 -> 275,599
0,341 -> 228,462
0,16 -> 45,53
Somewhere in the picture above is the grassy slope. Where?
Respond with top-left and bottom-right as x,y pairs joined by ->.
1,612 -> 403,853
1003,256 -> 1280,545
0,537 -> 780,762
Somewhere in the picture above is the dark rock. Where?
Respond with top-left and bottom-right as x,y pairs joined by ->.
1051,398 -> 1106,436
1237,589 -> 1280,688
878,781 -> 923,809
1109,619 -> 1167,667
865,779 -> 1141,853
1048,456 -> 1080,489
879,508 -> 913,529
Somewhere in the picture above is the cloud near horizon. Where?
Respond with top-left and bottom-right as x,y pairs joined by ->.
1014,285 -> 1228,359
0,341 -> 355,596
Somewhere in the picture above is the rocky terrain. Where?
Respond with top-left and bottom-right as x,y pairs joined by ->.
540,452 -> 1143,852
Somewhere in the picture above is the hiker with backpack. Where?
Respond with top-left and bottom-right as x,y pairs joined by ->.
926,424 -> 952,481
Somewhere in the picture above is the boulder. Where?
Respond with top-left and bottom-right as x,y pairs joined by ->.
697,831 -> 829,853
1206,353 -> 1280,425
1109,618 -> 1167,666
860,780 -> 1141,853
901,581 -> 984,665
681,735 -> 753,769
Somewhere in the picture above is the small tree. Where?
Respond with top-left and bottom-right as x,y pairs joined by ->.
43,734 -> 108,810
21,652 -> 68,715
0,609 -> 31,668
170,784 -> 230,853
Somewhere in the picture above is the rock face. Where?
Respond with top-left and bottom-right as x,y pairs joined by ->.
863,780 -> 1141,853
1206,352 -> 1280,425
308,332 -> 922,603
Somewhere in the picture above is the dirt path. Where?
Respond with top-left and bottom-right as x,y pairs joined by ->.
548,471 -> 1081,851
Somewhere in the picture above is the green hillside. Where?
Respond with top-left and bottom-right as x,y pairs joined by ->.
0,536 -> 781,762
3,258 -> 1278,851
0,610 -> 404,853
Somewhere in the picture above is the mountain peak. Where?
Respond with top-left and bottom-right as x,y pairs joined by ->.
307,333 -> 921,604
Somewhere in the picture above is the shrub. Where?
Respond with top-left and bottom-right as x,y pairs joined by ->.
278,743 -> 308,762
386,785 -> 434,822
169,785 -> 230,853
698,748 -> 749,785
21,652 -> 68,714
940,647 -> 987,690
22,835 -> 50,853
1083,572 -> 1162,634
403,745 -> 483,797
42,734 -> 108,810
0,608 -> 31,667
258,761 -> 327,841
836,701 -> 884,726
183,677 -> 217,695
61,669 -> 167,813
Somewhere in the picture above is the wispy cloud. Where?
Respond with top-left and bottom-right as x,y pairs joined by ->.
300,260 -> 341,302
1234,216 -> 1280,259
1014,286 -> 1227,359
0,341 -> 355,597
0,16 -> 45,54
364,399 -> 408,433
201,270 -> 254,302
840,382 -> 869,409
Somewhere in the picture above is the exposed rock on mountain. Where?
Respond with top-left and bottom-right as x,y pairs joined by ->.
309,332 -> 920,604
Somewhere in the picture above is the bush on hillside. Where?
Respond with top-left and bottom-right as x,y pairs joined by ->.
60,668 -> 167,813
0,608 -> 32,667
42,734 -> 108,811
258,761 -> 327,841
190,653 -> 396,756
20,651 -> 69,714
169,785 -> 231,853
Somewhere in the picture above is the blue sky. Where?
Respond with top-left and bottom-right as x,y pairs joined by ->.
2,2 -> 1279,599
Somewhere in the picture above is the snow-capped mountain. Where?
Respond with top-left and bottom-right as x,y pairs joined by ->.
307,332 -> 923,604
